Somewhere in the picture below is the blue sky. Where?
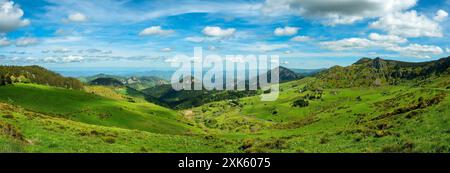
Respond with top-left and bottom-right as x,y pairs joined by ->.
0,0 -> 450,71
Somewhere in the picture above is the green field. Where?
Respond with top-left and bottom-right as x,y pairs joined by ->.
0,102 -> 237,153
0,84 -> 196,135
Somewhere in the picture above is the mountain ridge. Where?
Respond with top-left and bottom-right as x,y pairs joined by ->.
315,56 -> 450,88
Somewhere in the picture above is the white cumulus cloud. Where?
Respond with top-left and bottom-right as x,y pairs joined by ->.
320,38 -> 376,51
368,33 -> 407,44
202,26 -> 235,37
370,10 -> 443,38
61,55 -> 84,63
387,44 -> 443,58
0,0 -> 30,33
274,26 -> 299,36
433,9 -> 448,22
320,34 -> 443,58
139,26 -> 174,36
67,12 -> 87,22
319,33 -> 404,51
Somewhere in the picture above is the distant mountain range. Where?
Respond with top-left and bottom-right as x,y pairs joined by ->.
71,67 -> 324,81
82,66 -> 309,89
141,66 -> 303,109
4,57 -> 449,109
79,57 -> 450,109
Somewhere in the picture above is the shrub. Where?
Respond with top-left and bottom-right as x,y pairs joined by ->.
353,136 -> 362,142
260,139 -> 287,150
102,137 -> 116,144
292,99 -> 309,108
140,147 -> 149,152
356,96 -> 362,101
272,109 -> 278,115
204,118 -> 218,128
319,137 -> 330,144
2,114 -> 14,119
239,139 -> 255,151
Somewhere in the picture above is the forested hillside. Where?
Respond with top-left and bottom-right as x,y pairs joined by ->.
0,66 -> 83,89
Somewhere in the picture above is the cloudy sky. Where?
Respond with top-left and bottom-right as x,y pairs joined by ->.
0,0 -> 449,70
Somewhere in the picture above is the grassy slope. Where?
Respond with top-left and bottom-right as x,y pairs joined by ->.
189,76 -> 450,152
0,103 -> 237,153
0,84 -> 197,135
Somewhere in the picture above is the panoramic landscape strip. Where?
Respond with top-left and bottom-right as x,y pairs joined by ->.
0,0 -> 450,155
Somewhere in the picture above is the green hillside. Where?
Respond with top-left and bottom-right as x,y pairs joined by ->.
0,102 -> 237,153
316,57 -> 450,88
188,75 -> 450,152
0,84 -> 196,135
186,57 -> 450,152
78,73 -> 126,83
89,77 -> 124,86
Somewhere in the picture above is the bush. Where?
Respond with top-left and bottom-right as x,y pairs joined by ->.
319,137 -> 330,144
353,136 -> 362,142
204,118 -> 218,128
292,99 -> 309,108
356,96 -> 362,101
102,137 -> 116,144
272,109 -> 278,115
2,114 -> 14,119
239,139 -> 255,151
